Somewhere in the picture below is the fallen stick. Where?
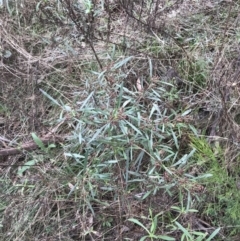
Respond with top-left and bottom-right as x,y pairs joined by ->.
0,135 -> 64,157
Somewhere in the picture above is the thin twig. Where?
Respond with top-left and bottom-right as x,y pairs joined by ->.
0,135 -> 65,157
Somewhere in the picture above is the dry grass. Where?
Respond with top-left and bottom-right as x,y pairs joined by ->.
0,0 -> 240,240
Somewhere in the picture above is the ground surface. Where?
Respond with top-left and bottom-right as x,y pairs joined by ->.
1,1 -> 240,240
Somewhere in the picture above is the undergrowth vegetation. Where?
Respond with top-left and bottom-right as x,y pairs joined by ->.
0,0 -> 240,240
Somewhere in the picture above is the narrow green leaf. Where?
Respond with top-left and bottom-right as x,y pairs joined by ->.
47,144 -> 56,150
139,236 -> 148,241
125,120 -> 142,135
79,91 -> 94,110
117,82 -> 124,108
142,190 -> 152,200
175,221 -> 191,238
122,99 -> 131,108
189,173 -> 212,179
104,160 -> 119,164
181,109 -> 192,117
189,125 -> 198,136
39,89 -> 60,106
171,129 -> 179,149
151,214 -> 157,233
31,133 -> 47,152
88,123 -> 109,144
172,154 -> 187,167
149,104 -> 157,119
157,235 -> 175,241
6,0 -> 13,15
17,160 -> 37,176
148,57 -> 153,79
206,227 -> 221,241
186,190 -> 191,211
128,218 -> 149,234
196,236 -> 206,241
172,149 -> 195,168
112,56 -> 133,70
64,153 -> 85,159
36,0 -> 43,11
151,89 -> 161,98
192,231 -> 206,236
119,121 -> 128,135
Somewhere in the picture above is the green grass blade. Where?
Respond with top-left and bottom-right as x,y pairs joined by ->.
128,218 -> 149,234
31,132 -> 47,152
206,227 -> 221,241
